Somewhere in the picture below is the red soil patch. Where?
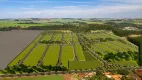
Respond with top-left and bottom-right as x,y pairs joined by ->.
62,74 -> 72,80
135,70 -> 142,77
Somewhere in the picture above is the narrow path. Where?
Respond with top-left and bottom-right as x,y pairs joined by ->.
77,34 -> 108,66
37,33 -> 55,66
71,32 -> 78,60
57,33 -> 64,66
17,35 -> 44,65
84,34 -> 107,54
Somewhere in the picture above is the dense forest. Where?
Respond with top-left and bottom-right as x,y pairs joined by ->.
127,37 -> 142,65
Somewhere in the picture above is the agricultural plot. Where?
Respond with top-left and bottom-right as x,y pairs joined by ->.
102,42 -> 126,52
91,46 -> 105,57
61,46 -> 74,67
5,75 -> 64,80
83,51 -> 97,61
75,44 -> 85,61
72,33 -> 79,42
111,41 -> 137,52
41,34 -> 52,41
24,44 -> 46,66
69,60 -> 102,70
7,30 -> 139,71
43,46 -> 60,66
109,61 -> 138,67
64,33 -> 72,44
79,31 -> 139,67
95,43 -> 116,53
53,33 -> 62,41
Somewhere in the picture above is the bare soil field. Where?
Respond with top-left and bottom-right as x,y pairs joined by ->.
0,30 -> 42,69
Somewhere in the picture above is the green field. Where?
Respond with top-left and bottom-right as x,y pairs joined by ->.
53,33 -> 62,41
69,60 -> 102,70
75,44 -> 85,61
64,33 -> 72,44
8,30 -> 138,70
72,33 -> 79,42
1,75 -> 64,80
43,46 -> 60,66
24,44 -> 46,66
109,61 -> 138,67
41,34 -> 52,41
61,46 -> 74,67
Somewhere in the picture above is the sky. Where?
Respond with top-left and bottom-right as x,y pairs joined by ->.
0,0 -> 142,18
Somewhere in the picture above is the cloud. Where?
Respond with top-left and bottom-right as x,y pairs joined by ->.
0,0 -> 142,18
8,0 -> 49,3
3,4 -> 141,18
6,0 -> 95,4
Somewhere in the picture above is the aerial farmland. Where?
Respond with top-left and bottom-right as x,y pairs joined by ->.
6,30 -> 138,71
0,18 -> 142,80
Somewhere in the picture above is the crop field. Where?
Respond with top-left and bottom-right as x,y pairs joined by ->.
24,44 -> 46,66
1,75 -> 64,80
43,46 -> 60,66
61,46 -> 74,67
74,44 -> 85,61
8,30 -> 139,70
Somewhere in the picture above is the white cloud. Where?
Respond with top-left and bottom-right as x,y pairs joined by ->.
8,0 -> 49,3
102,0 -> 142,2
1,4 -> 142,18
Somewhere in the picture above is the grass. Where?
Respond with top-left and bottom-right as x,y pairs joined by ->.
83,51 -> 96,61
41,34 -> 52,41
8,35 -> 42,66
72,33 -> 78,42
91,46 -> 105,56
95,43 -> 116,53
69,60 -> 102,70
61,46 -> 74,67
109,60 -> 138,67
64,33 -> 72,44
43,45 -> 60,66
24,44 -> 46,66
0,20 -> 47,28
111,41 -> 137,52
102,42 -> 126,53
1,75 -> 64,80
74,44 -> 85,61
53,33 -> 62,41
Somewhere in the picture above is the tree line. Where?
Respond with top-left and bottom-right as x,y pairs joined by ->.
1,64 -> 67,74
127,37 -> 142,65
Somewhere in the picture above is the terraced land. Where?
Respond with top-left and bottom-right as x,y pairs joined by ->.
8,30 -> 138,70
